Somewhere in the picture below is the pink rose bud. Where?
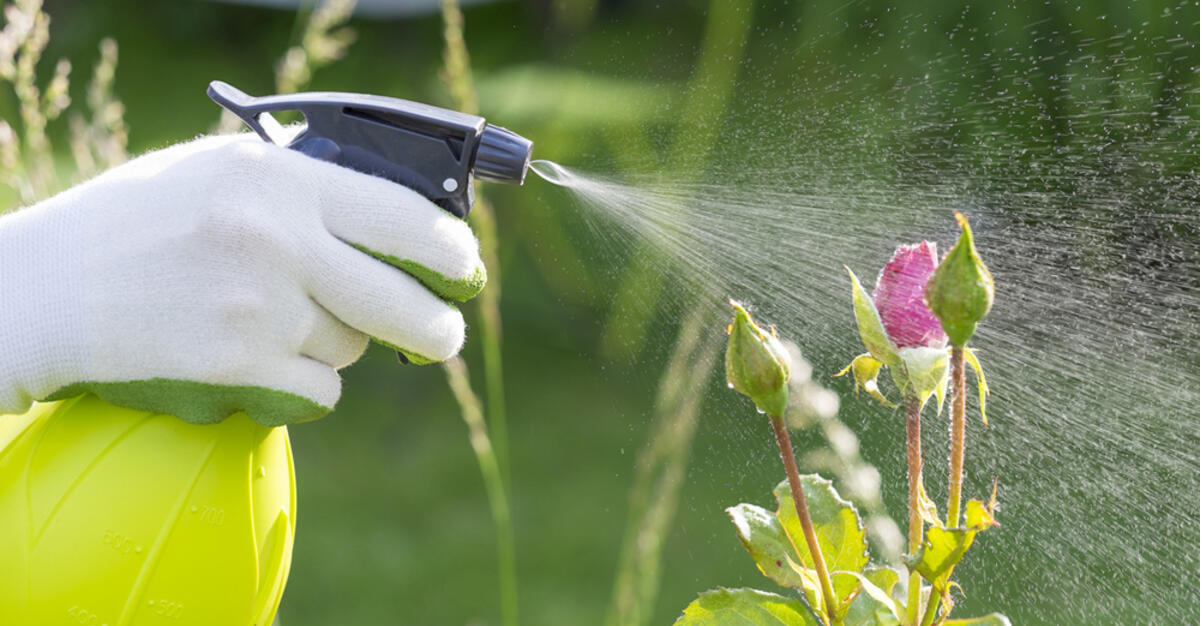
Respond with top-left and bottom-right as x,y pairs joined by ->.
872,242 -> 947,349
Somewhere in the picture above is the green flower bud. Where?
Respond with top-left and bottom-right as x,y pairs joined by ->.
925,212 -> 994,346
725,300 -> 790,416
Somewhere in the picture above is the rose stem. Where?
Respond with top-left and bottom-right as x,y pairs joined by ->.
905,394 -> 924,626
946,344 -> 967,527
919,582 -> 944,626
770,414 -> 841,625
918,344 -> 970,626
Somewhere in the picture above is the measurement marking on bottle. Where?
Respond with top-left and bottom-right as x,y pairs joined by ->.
102,529 -> 142,555
67,604 -> 106,625
190,504 -> 226,527
147,598 -> 184,618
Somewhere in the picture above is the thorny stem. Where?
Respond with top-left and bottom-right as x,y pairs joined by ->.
770,414 -> 841,625
905,395 -> 924,626
946,345 -> 967,527
919,345 -> 969,626
919,583 -> 944,626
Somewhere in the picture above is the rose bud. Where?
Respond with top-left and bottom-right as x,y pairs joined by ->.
925,213 -> 994,346
873,241 -> 947,350
725,300 -> 790,416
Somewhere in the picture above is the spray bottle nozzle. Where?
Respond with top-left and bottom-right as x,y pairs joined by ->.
207,80 -> 534,218
476,124 -> 532,184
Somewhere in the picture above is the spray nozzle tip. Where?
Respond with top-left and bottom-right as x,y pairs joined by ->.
474,124 -> 533,185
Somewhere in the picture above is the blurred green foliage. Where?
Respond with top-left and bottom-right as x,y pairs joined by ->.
2,1 -> 1196,624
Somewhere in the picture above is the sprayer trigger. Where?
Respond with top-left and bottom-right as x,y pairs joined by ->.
256,111 -> 292,146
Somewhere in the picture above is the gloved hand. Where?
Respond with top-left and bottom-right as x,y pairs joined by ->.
0,133 -> 486,426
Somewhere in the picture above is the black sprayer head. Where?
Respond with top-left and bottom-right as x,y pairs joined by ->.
207,80 -> 533,218
476,124 -> 532,185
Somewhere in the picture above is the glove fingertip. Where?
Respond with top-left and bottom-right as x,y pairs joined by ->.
352,243 -> 487,302
371,336 -> 441,366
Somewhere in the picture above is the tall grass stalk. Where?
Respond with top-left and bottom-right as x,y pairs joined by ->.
439,2 -> 517,626
442,356 -> 518,626
68,37 -> 127,181
606,302 -> 722,626
1,0 -> 130,210
439,0 -> 510,488
604,2 -> 754,624
0,0 -> 71,206
275,0 -> 356,95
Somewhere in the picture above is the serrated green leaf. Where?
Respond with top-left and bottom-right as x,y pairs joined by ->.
965,349 -> 990,426
774,475 -> 868,619
834,354 -> 897,408
729,478 -> 875,620
672,588 -> 821,626
904,496 -> 998,592
905,526 -> 975,593
833,572 -> 902,626
863,566 -> 901,598
965,495 -> 1000,529
727,503 -> 804,589
845,267 -> 901,367
945,614 -> 1012,626
783,556 -> 828,616
774,476 -> 869,579
916,479 -> 942,527
860,567 -> 906,621
785,555 -> 859,620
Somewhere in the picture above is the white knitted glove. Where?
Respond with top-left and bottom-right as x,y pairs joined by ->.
0,133 -> 485,425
